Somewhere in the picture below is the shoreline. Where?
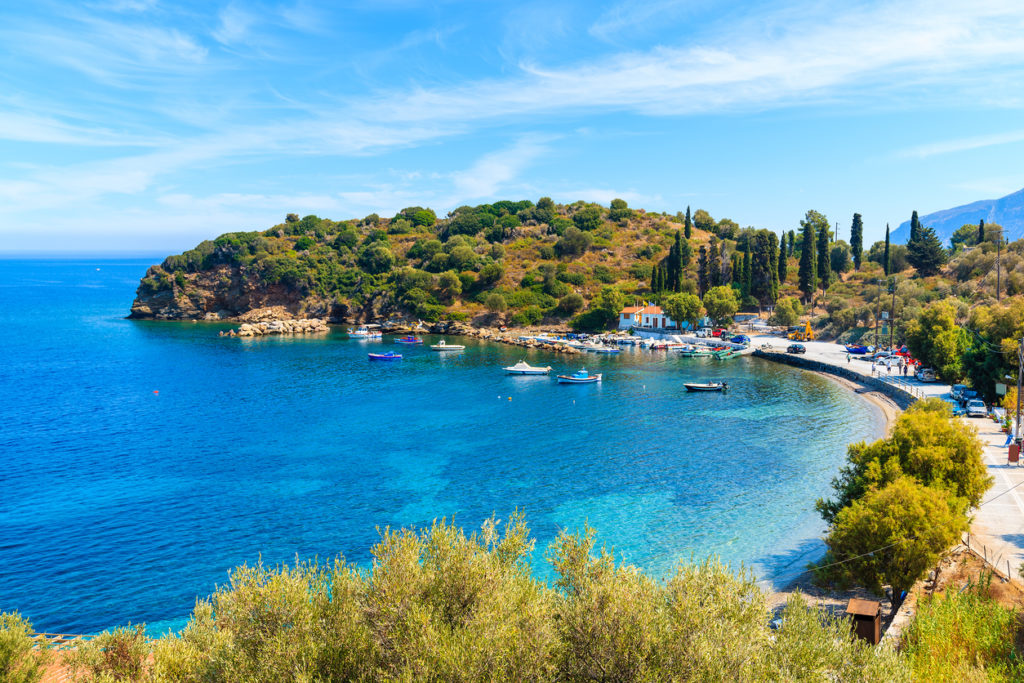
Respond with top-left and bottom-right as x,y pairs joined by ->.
754,350 -> 905,616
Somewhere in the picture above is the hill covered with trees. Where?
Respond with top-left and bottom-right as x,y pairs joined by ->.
130,198 -> 1024,400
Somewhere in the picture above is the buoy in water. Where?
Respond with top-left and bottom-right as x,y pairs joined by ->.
153,390 -> 159,394
508,397 -> 511,401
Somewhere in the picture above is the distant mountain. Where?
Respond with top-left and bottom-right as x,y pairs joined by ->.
892,187 -> 1024,245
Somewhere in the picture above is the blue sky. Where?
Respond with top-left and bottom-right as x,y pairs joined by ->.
3,0 -> 1024,253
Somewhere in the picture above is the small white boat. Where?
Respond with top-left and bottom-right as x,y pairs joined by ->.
503,360 -> 552,375
349,325 -> 382,339
430,339 -> 465,351
557,368 -> 602,384
684,382 -> 728,392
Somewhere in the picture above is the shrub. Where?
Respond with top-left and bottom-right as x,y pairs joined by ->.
485,293 -> 508,314
557,292 -> 585,315
592,264 -> 616,283
68,625 -> 148,682
556,270 -> 585,286
511,306 -> 544,326
817,398 -> 990,523
904,576 -> 1024,680
819,476 -> 967,596
0,612 -> 48,683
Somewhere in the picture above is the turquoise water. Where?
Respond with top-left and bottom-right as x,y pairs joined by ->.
0,259 -> 883,634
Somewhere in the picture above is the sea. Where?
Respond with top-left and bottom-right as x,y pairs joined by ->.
0,258 -> 884,635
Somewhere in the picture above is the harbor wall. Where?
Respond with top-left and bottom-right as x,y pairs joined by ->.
752,349 -> 918,409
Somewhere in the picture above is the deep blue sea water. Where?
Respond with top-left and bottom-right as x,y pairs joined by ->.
0,258 -> 883,635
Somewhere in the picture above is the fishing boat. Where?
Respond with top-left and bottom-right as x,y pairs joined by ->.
557,368 -> 602,384
677,346 -> 713,357
503,360 -> 552,375
684,381 -> 727,392
845,344 -> 870,354
713,349 -> 742,360
349,325 -> 382,339
368,351 -> 402,361
395,336 -> 423,344
583,344 -> 620,354
430,339 -> 465,351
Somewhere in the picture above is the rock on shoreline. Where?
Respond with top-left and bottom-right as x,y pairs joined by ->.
221,319 -> 329,337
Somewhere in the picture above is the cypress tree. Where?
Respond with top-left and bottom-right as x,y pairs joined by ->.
650,261 -> 660,292
850,213 -> 863,270
777,234 -> 788,284
798,222 -> 816,303
978,219 -> 985,244
787,230 -> 796,257
883,224 -> 891,276
816,221 -> 831,294
673,231 -> 685,289
679,236 -> 692,269
708,237 -> 721,288
910,211 -> 921,243
697,246 -> 708,297
684,206 -> 692,239
731,252 -> 743,286
741,245 -> 752,300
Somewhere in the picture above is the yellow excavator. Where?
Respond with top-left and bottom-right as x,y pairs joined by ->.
787,321 -> 815,341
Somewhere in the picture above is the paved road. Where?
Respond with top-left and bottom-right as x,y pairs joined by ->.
750,333 -> 1024,578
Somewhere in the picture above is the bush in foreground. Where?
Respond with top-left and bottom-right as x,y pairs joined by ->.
903,573 -> 1024,681
31,514 -> 911,681
0,612 -> 47,683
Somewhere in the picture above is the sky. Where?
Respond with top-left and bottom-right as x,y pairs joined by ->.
3,0 -> 1024,254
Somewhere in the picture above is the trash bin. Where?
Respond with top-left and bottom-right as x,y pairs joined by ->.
1010,443 -> 1020,464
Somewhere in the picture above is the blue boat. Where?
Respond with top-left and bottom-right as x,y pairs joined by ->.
557,368 -> 602,384
395,336 -> 423,344
845,344 -> 870,355
369,351 -> 402,360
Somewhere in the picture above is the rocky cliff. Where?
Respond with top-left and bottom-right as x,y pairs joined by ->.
128,263 -> 355,322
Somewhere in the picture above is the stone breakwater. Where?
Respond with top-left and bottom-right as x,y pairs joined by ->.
424,322 -> 582,354
220,319 -> 329,337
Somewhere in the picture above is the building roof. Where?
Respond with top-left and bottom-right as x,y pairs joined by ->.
621,306 -> 644,314
643,306 -> 664,315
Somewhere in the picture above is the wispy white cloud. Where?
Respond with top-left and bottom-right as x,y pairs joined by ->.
212,4 -> 256,45
896,129 -> 1024,159
0,111 -> 165,146
449,135 -> 553,199
588,0 -> 699,43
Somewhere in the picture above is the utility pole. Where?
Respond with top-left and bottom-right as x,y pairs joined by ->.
997,233 -> 1002,302
1017,336 -> 1023,446
889,279 -> 896,349
875,283 -> 881,347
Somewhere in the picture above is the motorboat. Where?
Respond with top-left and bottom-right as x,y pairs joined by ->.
369,351 -> 402,361
684,381 -> 728,392
349,325 -> 382,339
395,336 -> 424,344
557,369 -> 602,384
583,344 -> 620,353
677,346 -> 712,357
503,360 -> 552,375
430,339 -> 465,351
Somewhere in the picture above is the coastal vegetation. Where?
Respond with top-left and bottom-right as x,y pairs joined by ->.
815,399 -> 989,599
3,515 -> 909,681
136,195 -> 1024,398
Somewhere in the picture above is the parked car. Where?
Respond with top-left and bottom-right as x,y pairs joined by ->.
958,389 -> 979,406
965,399 -> 988,418
731,334 -> 751,345
786,343 -> 806,354
695,328 -> 712,338
950,384 -> 967,401
915,367 -> 937,382
712,328 -> 725,337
